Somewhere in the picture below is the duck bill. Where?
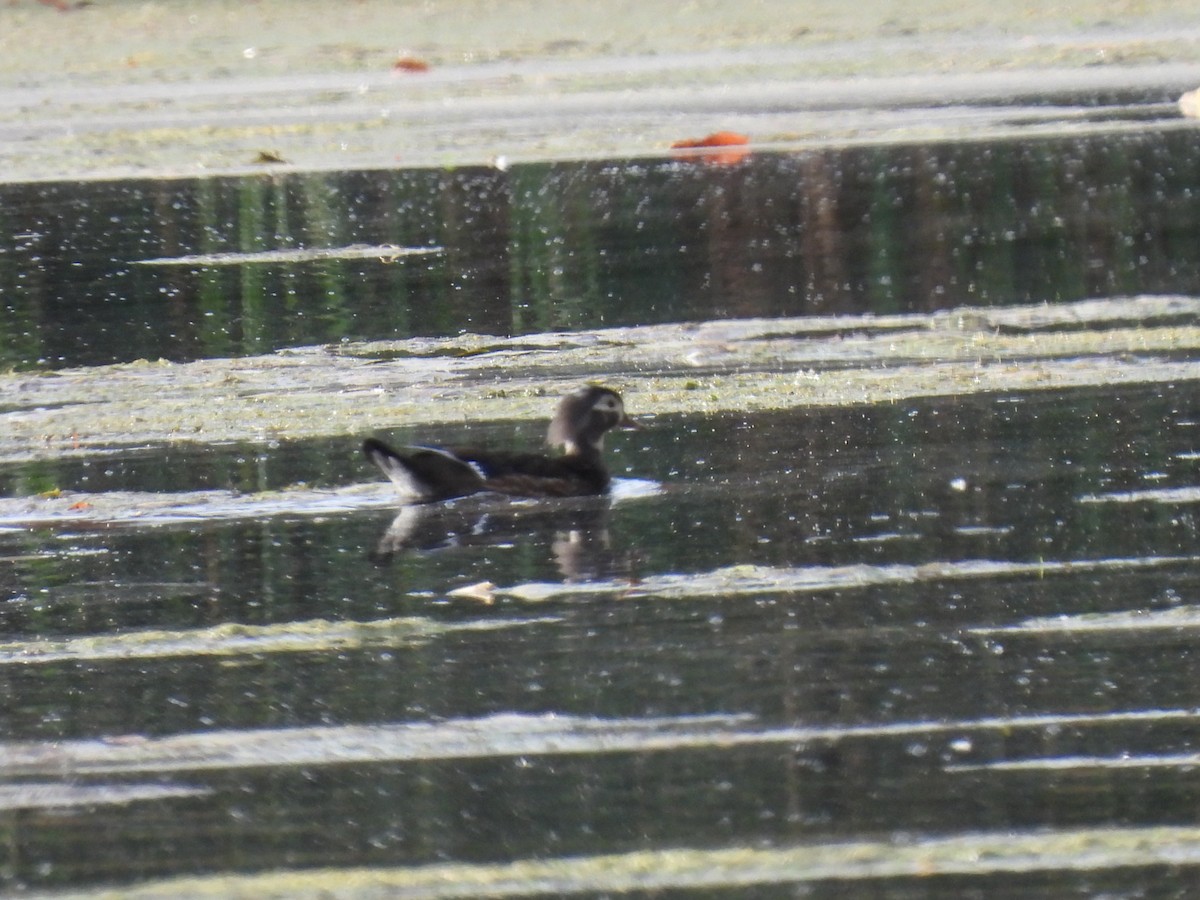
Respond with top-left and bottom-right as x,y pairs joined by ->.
618,414 -> 642,430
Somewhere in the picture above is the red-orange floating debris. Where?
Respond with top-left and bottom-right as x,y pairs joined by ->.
68,501 -> 92,511
392,57 -> 431,73
670,131 -> 750,150
670,131 -> 751,165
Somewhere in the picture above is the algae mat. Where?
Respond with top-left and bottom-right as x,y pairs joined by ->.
3,1 -> 1200,182
26,826 -> 1200,898
3,295 -> 1200,466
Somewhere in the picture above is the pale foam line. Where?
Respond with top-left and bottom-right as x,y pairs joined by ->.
0,781 -> 209,811
27,824 -> 1200,899
4,708 -> 1196,777
1080,486 -> 1200,504
949,753 -> 1200,773
501,555 -> 1199,601
969,604 -> 1200,635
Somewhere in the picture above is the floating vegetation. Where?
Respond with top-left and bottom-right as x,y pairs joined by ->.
3,296 -> 1200,463
23,824 -> 1200,898
0,614 -> 556,666
493,556 -> 1197,602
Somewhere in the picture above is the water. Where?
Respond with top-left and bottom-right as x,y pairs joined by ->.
4,124 -> 1200,896
6,128 -> 1200,370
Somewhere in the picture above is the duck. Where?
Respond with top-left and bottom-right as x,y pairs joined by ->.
363,385 -> 639,503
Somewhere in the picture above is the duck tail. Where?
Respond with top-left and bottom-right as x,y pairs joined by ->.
363,438 -> 485,502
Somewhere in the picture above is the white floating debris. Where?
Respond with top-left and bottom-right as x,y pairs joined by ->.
447,582 -> 497,604
134,244 -> 443,266
0,782 -> 210,811
1080,486 -> 1200,504
1180,87 -> 1200,118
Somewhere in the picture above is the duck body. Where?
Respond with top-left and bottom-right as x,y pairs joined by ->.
362,440 -> 612,501
364,386 -> 637,503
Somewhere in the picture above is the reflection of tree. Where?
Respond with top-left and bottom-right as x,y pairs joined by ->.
910,147 -> 958,313
3,133 -> 1200,370
698,166 -> 758,319
437,169 -> 513,336
717,384 -> 1198,573
797,151 -> 850,315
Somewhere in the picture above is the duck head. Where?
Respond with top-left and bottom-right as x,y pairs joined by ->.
547,385 -> 639,456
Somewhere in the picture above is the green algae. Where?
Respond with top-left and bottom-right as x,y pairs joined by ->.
0,613 -> 556,666
29,824 -> 1200,898
3,296 -> 1200,465
2,1 -> 1200,183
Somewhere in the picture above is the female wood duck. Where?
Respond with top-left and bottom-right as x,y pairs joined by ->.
363,385 -> 639,502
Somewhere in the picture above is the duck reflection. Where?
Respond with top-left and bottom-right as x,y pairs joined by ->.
370,496 -> 630,582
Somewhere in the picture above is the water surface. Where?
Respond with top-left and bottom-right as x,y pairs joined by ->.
4,126 -> 1200,896
6,127 -> 1200,369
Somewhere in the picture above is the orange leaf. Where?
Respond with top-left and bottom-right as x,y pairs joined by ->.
392,57 -> 431,73
670,131 -> 750,150
670,132 -> 751,166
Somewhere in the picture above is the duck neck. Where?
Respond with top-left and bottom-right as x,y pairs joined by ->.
562,437 -> 604,465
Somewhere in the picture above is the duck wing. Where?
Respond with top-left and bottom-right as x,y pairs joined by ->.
364,440 -> 611,501
362,439 -> 486,502
453,449 -> 611,496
